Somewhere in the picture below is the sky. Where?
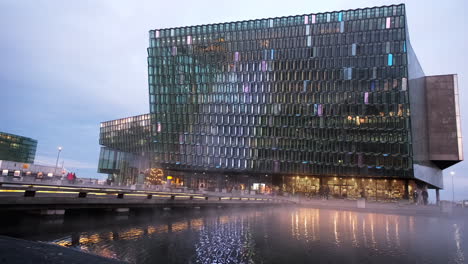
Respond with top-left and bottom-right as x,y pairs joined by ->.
1,0 -> 467,201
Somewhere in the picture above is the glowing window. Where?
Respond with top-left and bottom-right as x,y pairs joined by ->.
157,122 -> 162,132
387,53 -> 393,66
386,17 -> 391,28
261,61 -> 267,71
351,43 -> 357,56
344,67 -> 352,80
402,78 -> 407,91
243,83 -> 250,93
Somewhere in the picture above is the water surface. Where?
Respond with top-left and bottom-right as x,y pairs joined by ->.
1,207 -> 467,264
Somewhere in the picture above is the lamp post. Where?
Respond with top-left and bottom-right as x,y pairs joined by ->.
450,171 -> 455,204
55,146 -> 62,175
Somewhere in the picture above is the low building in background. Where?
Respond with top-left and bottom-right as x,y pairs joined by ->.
98,4 -> 462,201
0,132 -> 37,164
0,160 -> 64,179
0,132 -> 66,178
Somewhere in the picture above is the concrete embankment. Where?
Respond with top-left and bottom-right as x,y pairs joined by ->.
0,235 -> 126,264
290,198 -> 468,217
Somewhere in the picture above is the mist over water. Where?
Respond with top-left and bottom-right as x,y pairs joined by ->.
2,207 -> 467,264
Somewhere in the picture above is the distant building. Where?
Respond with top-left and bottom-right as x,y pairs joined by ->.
98,4 -> 462,201
0,132 -> 37,163
0,160 -> 62,178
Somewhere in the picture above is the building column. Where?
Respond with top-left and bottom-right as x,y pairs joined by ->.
436,189 -> 440,206
404,179 -> 409,200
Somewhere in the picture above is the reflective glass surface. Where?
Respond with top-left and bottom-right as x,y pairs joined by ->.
147,4 -> 412,179
0,132 -> 37,163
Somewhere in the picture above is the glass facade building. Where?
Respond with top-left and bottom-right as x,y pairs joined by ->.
98,114 -> 152,184
99,4 -> 462,200
0,132 -> 37,163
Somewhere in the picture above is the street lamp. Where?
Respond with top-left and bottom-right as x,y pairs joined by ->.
450,171 -> 455,203
55,146 -> 62,175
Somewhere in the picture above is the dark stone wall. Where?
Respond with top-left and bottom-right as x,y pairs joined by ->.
426,75 -> 463,168
407,72 -> 463,188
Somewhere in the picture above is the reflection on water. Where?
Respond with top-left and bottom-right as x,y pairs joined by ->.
454,223 -> 465,263
3,208 -> 467,264
195,216 -> 255,264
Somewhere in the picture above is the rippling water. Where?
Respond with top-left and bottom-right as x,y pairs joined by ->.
2,208 -> 467,264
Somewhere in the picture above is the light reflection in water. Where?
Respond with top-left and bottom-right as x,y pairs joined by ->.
454,223 -> 465,264
40,208 -> 468,264
395,220 -> 400,248
351,213 -> 358,247
362,218 -> 368,248
303,213 -> 308,242
194,215 -> 255,264
333,211 -> 340,246
370,214 -> 376,250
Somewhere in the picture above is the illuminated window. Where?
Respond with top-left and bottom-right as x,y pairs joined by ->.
386,17 -> 391,29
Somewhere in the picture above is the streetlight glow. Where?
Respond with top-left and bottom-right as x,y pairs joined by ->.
55,146 -> 63,176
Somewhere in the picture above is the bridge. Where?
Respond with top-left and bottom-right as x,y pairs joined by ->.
0,177 -> 291,215
1,176 -> 464,217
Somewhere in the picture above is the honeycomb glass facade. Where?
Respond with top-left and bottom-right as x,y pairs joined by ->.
0,132 -> 37,163
98,114 -> 152,184
148,5 -> 410,178
99,4 -> 462,200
